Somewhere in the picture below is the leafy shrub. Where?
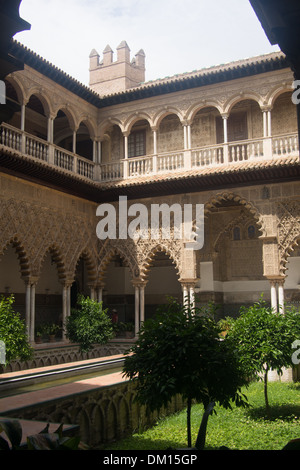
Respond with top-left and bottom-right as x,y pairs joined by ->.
65,295 -> 113,352
0,295 -> 33,368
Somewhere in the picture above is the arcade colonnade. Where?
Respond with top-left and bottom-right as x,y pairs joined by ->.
0,181 -> 298,344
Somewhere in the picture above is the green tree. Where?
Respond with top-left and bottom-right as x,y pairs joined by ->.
226,298 -> 300,415
65,295 -> 113,353
123,299 -> 248,448
0,295 -> 33,370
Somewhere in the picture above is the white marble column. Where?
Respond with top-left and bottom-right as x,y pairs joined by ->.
73,130 -> 77,154
222,114 -> 229,164
97,286 -> 103,303
182,284 -> 189,307
134,285 -> 140,336
263,110 -> 268,138
187,124 -> 192,149
21,104 -> 26,132
25,282 -> 31,339
270,280 -> 278,313
189,285 -> 195,312
267,110 -> 272,137
278,280 -> 285,314
124,134 -> 128,159
140,284 -> 145,325
30,283 -> 36,342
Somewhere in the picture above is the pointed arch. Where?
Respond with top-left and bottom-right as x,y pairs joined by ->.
139,243 -> 181,281
204,191 -> 264,234
36,244 -> 66,282
0,236 -> 31,280
98,246 -> 134,282
71,249 -> 98,284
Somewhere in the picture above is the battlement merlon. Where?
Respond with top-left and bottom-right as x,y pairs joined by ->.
89,42 -> 146,95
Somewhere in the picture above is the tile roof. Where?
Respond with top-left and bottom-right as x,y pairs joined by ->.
9,40 -> 289,107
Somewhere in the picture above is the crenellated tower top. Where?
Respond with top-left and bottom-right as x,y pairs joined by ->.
89,41 -> 145,96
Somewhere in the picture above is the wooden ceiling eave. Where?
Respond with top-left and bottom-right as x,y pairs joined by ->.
0,147 -> 299,203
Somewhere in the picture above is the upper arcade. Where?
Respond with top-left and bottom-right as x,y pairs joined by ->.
0,40 -> 299,200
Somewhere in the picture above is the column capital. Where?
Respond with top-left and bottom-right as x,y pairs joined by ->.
180,278 -> 198,289
24,276 -> 39,286
132,278 -> 148,288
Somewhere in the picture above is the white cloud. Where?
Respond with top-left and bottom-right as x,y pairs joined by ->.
16,0 -> 279,86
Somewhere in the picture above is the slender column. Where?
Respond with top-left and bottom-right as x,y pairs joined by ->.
222,114 -> 229,164
21,104 -> 26,131
73,130 -> 77,154
67,285 -> 71,316
98,140 -> 102,164
223,114 -> 228,143
140,284 -> 145,325
30,283 -> 36,342
62,285 -> 68,340
183,125 -> 188,150
124,134 -> 128,159
270,280 -> 277,313
135,285 -> 140,336
153,129 -> 157,155
267,110 -> 272,137
90,286 -> 96,300
93,140 -> 97,162
263,110 -> 268,138
47,117 -> 54,143
278,280 -> 285,314
189,285 -> 195,312
182,284 -> 189,307
25,282 -> 31,339
97,286 -> 103,303
187,124 -> 192,149
123,133 -> 129,178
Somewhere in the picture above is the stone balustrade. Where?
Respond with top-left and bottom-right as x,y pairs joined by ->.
1,123 -> 298,185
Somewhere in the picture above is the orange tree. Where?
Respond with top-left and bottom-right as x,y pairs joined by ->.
123,299 -> 249,449
0,295 -> 33,371
226,299 -> 300,416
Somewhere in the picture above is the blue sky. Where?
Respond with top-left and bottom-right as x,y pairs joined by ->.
16,0 -> 279,86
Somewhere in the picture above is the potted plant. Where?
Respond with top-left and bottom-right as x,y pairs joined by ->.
124,322 -> 135,338
45,323 -> 61,342
34,326 -> 43,343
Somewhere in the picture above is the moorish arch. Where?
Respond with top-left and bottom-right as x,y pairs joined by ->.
98,245 -> 136,283
0,236 -> 31,281
136,243 -> 184,321
204,191 -> 264,233
71,250 -> 98,305
35,244 -> 67,283
138,242 -> 182,282
197,191 -> 269,315
277,200 -> 300,277
280,235 -> 300,277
